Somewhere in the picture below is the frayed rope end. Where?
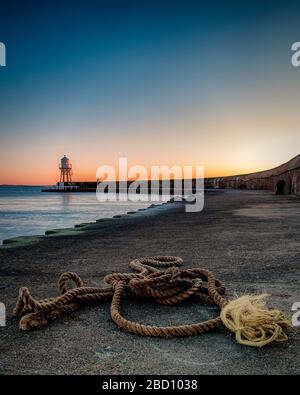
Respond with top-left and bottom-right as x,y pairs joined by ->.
220,294 -> 292,347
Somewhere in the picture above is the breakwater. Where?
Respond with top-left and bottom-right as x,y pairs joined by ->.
42,155 -> 300,196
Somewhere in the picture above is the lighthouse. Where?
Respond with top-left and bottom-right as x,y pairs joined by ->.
59,155 -> 73,183
42,154 -> 97,192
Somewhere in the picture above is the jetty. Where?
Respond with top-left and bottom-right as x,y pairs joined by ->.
43,155 -> 300,196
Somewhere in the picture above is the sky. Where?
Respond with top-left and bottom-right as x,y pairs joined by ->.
0,0 -> 300,185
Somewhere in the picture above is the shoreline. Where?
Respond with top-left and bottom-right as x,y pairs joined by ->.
0,190 -> 219,249
0,189 -> 299,374
0,199 -> 182,249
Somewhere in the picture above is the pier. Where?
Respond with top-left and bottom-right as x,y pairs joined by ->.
43,155 -> 300,196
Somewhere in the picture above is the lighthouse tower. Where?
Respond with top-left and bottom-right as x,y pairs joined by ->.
59,155 -> 73,183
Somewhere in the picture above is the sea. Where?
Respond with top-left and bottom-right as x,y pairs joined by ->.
0,186 -> 154,244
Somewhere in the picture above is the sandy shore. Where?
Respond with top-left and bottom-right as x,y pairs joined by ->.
0,190 -> 299,374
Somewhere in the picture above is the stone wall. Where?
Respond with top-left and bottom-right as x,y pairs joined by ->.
205,155 -> 300,195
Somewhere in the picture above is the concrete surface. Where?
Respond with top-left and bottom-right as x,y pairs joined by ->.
0,190 -> 299,375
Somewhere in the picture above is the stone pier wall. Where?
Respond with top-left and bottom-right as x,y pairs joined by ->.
205,155 -> 300,195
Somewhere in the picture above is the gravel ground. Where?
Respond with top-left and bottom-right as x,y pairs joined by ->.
0,190 -> 299,375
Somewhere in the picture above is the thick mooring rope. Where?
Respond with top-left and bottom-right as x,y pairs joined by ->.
13,256 -> 291,347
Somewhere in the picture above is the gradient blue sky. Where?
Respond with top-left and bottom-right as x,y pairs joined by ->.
0,0 -> 300,184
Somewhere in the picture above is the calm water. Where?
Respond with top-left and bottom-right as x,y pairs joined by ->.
0,186 -> 153,243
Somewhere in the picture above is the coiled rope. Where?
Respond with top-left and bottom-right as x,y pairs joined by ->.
13,256 -> 291,347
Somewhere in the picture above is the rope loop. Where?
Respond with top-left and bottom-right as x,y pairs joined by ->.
58,272 -> 84,295
13,256 -> 291,346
